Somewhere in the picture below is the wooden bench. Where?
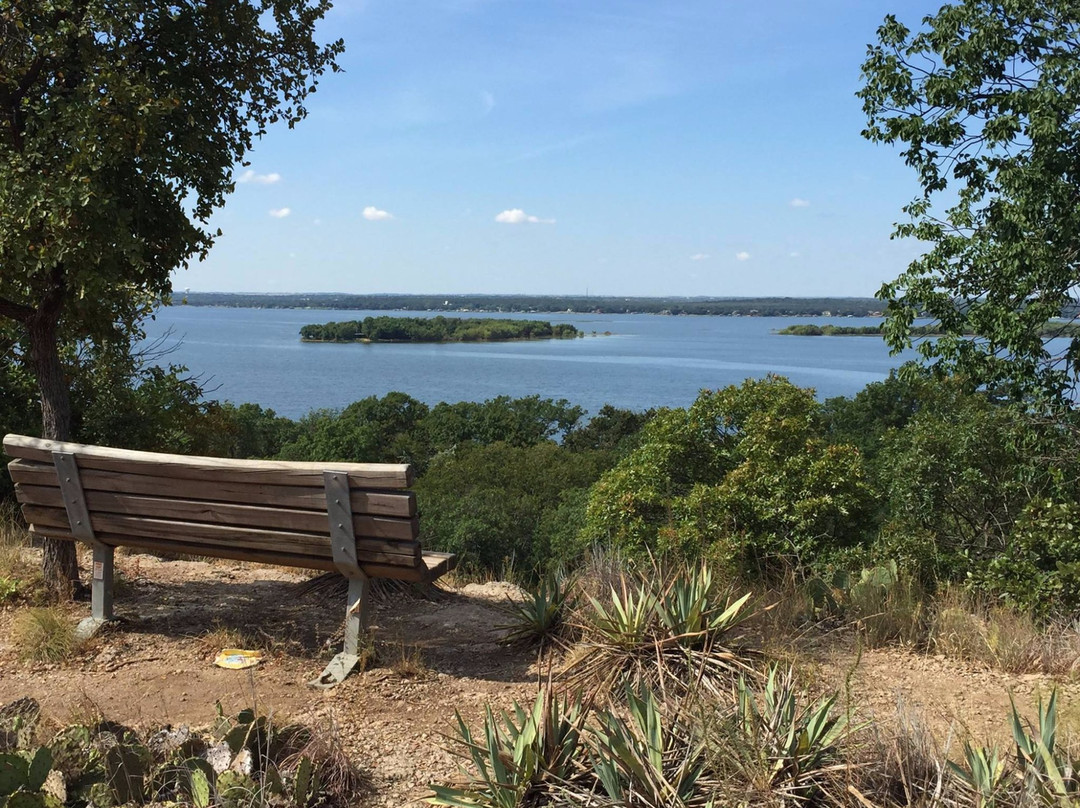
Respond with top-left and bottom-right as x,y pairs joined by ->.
2,433 -> 455,687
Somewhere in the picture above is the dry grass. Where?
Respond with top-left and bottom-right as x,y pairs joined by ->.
388,640 -> 427,678
929,590 -> 1080,676
0,505 -> 41,605
12,606 -> 78,663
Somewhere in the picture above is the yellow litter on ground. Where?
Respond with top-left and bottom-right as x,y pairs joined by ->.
213,649 -> 263,669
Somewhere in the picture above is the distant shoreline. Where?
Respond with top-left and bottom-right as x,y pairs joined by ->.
176,292 -> 890,318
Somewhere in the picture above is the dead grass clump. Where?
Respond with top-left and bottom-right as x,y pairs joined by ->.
12,606 -> 77,663
281,717 -> 372,806
929,591 -> 1080,676
389,641 -> 427,678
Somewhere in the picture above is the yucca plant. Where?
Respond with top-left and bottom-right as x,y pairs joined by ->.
575,685 -> 711,808
717,665 -> 850,804
430,685 -> 591,807
499,572 -> 578,649
1009,689 -> 1080,804
564,563 -> 757,700
948,741 -> 1008,808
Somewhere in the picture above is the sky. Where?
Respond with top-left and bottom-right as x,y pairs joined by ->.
177,0 -> 945,298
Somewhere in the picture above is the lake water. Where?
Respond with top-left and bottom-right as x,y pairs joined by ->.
141,307 -> 918,418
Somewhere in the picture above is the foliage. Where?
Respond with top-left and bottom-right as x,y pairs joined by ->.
423,396 -> 584,453
430,687 -> 591,808
498,572 -> 578,649
859,0 -> 1080,405
0,701 -> 366,808
564,563 -> 758,701
875,389 -> 1072,585
416,442 -> 612,575
720,665 -> 850,804
973,498 -> 1080,618
278,392 -> 431,468
584,686 -> 709,808
581,376 -> 874,578
300,316 -> 580,343
562,404 -> 655,455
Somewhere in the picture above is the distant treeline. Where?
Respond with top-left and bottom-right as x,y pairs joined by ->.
778,322 -> 1080,338
299,315 -> 582,343
182,292 -> 890,317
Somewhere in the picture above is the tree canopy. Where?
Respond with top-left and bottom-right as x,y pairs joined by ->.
0,0 -> 342,591
859,0 -> 1080,407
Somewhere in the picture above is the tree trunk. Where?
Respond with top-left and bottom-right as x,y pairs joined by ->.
25,307 -> 80,598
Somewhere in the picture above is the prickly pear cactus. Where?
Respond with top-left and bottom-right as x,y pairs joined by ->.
48,726 -> 92,782
215,769 -> 258,808
0,753 -> 29,797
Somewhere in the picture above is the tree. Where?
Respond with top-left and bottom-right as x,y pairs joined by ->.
0,1 -> 342,593
859,1 -> 1080,407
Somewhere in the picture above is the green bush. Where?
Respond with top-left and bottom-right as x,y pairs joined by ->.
581,376 -> 873,578
416,442 -> 612,575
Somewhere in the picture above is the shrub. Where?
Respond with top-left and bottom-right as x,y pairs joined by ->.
581,377 -> 874,579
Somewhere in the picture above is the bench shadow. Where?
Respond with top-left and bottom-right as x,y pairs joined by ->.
110,573 -> 535,684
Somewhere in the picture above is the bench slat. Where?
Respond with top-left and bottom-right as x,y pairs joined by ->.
15,484 -> 419,543
22,506 -> 421,567
8,459 -> 416,517
26,526 -> 441,581
4,434 -> 413,489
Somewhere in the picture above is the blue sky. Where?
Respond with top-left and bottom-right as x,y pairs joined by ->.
179,0 -> 942,298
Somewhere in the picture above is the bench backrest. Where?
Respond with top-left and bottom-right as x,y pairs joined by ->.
3,434 -> 428,580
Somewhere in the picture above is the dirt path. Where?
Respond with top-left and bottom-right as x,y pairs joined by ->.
1,549 -> 1075,805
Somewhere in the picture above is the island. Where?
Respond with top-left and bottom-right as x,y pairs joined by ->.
776,322 -> 1080,337
300,315 -> 583,343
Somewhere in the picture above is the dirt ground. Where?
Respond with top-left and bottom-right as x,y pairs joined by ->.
1,547 -> 1077,806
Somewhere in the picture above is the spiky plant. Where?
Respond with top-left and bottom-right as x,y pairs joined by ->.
430,686 -> 591,808
498,572 -> 578,650
573,685 -> 711,808
1009,689 -> 1080,804
714,665 -> 850,804
948,742 -> 1008,808
564,563 -> 757,700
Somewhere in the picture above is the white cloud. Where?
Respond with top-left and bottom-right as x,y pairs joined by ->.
789,197 -> 810,208
689,253 -> 709,261
269,207 -> 291,218
238,169 -> 281,185
735,251 -> 751,261
363,206 -> 394,221
481,90 -> 496,114
789,251 -> 801,258
495,208 -> 555,224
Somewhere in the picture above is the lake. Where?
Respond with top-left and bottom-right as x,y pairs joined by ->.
141,307 -> 918,418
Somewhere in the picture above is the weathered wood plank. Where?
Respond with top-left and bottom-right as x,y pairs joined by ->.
8,459 -> 417,517
14,484 -> 419,543
21,506 -> 421,567
26,525 -> 434,580
3,434 -> 413,488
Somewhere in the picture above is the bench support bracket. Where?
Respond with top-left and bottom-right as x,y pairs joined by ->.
310,471 -> 370,688
53,451 -> 115,641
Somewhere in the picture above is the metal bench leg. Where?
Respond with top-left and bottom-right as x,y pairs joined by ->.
53,451 -> 116,642
311,575 -> 369,688
310,470 -> 371,689
76,545 -> 115,642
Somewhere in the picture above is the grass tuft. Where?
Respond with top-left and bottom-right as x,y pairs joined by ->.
12,606 -> 77,663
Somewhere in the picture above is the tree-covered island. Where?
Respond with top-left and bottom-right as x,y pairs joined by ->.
300,315 -> 583,343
